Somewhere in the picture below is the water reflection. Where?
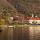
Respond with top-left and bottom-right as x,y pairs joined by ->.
29,26 -> 40,40
0,25 -> 40,40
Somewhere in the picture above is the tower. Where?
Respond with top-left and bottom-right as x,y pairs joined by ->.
32,14 -> 34,17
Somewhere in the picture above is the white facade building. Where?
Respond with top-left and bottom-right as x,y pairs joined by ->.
29,20 -> 40,24
29,14 -> 40,24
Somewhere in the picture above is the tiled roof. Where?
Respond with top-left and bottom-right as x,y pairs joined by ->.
30,17 -> 40,20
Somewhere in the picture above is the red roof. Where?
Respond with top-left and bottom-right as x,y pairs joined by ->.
24,16 -> 32,20
24,16 -> 40,20
30,17 -> 40,20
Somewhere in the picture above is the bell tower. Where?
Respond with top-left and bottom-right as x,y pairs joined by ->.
32,13 -> 34,17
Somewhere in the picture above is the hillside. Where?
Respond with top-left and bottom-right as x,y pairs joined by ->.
0,0 -> 40,16
0,0 -> 22,25
7,0 -> 40,17
0,0 -> 19,15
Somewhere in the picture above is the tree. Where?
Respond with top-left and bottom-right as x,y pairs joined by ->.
0,18 -> 5,25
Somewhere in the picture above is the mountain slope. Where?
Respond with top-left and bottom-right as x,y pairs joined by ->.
0,0 -> 18,14
7,0 -> 40,16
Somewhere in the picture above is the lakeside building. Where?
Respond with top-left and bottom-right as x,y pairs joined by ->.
29,14 -> 40,24
8,14 -> 40,24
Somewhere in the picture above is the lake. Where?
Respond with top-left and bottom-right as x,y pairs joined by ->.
0,25 -> 40,40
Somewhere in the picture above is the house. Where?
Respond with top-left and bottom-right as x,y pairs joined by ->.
8,17 -> 13,24
29,17 -> 40,24
8,14 -> 40,24
13,15 -> 24,23
28,14 -> 40,24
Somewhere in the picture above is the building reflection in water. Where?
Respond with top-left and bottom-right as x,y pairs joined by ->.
0,25 -> 40,40
29,26 -> 40,40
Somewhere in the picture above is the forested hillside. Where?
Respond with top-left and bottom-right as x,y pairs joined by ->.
0,0 -> 19,25
7,0 -> 40,17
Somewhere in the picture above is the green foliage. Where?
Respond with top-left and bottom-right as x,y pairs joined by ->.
0,19 -> 5,25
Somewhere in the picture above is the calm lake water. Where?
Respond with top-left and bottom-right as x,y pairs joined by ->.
0,25 -> 40,40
